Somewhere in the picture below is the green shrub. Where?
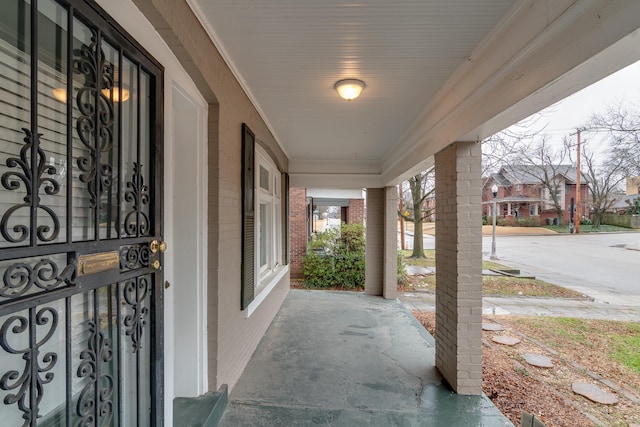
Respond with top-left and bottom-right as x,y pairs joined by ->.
516,217 -> 541,227
303,222 -> 365,289
580,217 -> 593,225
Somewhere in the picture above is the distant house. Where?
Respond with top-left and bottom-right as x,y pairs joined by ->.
483,165 -> 589,224
611,177 -> 640,213
627,176 -> 640,196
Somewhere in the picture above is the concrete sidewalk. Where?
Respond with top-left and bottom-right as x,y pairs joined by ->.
400,291 -> 640,322
220,290 -> 513,427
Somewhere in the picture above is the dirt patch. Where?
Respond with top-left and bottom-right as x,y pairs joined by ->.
412,311 -> 640,427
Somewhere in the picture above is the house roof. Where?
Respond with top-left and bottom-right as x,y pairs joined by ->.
612,194 -> 640,210
495,165 -> 586,186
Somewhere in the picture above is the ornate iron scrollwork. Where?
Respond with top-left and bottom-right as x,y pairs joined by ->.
123,276 -> 150,353
1,258 -> 75,300
1,129 -> 61,244
76,319 -> 114,426
119,244 -> 150,272
0,307 -> 58,426
123,163 -> 150,236
74,29 -> 114,209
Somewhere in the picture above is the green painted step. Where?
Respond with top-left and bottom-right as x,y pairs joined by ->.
174,384 -> 228,427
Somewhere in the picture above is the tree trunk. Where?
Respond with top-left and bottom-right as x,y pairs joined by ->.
412,219 -> 424,258
554,207 -> 564,226
409,175 -> 426,258
593,211 -> 602,228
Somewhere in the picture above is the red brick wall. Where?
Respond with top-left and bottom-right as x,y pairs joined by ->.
348,199 -> 365,224
289,187 -> 307,279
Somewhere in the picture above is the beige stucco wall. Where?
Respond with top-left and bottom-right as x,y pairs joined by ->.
134,0 -> 290,392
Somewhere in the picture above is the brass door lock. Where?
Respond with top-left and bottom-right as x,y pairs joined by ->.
151,260 -> 161,270
150,240 -> 168,254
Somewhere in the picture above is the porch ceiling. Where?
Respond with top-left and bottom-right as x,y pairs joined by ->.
188,0 -> 640,187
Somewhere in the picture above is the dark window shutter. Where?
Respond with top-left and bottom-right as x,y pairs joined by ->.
241,124 -> 255,309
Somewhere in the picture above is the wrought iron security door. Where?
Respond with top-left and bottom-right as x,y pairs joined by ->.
0,1 -> 164,426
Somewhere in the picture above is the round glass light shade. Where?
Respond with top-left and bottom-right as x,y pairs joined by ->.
334,79 -> 365,101
102,87 -> 130,102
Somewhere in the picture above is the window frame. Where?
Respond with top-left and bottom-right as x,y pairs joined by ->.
245,145 -> 286,317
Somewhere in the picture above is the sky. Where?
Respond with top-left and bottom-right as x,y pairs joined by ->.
510,60 -> 640,149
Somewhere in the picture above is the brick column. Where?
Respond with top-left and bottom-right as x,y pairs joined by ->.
365,188 -> 383,296
348,198 -> 364,223
289,187 -> 307,279
365,187 -> 397,299
383,186 -> 397,299
434,141 -> 483,395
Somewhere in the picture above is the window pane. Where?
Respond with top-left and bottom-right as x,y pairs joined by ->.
37,0 -> 68,245
71,18 -> 95,241
259,203 -> 267,268
259,165 -> 269,191
0,0 -> 31,248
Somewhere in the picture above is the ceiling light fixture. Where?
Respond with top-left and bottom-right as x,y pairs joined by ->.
334,79 -> 365,101
52,88 -> 68,103
51,86 -> 130,103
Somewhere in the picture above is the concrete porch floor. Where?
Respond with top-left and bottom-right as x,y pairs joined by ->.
219,290 -> 513,426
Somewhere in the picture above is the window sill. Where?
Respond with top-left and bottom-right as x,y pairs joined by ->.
245,265 -> 288,318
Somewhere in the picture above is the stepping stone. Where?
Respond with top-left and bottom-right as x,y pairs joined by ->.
482,323 -> 504,331
492,335 -> 520,346
572,382 -> 619,405
523,353 -> 554,368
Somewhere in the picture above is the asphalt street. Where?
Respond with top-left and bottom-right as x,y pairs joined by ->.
404,231 -> 640,306
482,232 -> 640,306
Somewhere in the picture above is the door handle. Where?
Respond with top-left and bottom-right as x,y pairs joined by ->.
150,240 -> 168,254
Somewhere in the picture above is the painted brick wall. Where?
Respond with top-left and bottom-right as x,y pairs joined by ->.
365,188 -> 384,296
348,198 -> 365,224
383,187 -> 397,299
136,0 -> 290,393
289,187 -> 307,278
434,141 -> 483,395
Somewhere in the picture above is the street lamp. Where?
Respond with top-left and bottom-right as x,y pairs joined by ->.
490,184 -> 498,260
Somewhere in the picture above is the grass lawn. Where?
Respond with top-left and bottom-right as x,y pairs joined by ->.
400,249 -> 511,270
544,224 -> 632,233
400,250 -> 585,298
482,276 -> 585,298
400,249 -> 436,267
505,317 -> 640,376
402,274 -> 585,298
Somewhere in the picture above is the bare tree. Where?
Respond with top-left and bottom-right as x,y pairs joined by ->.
482,113 -> 547,176
581,146 -> 627,227
400,167 -> 435,258
588,102 -> 640,176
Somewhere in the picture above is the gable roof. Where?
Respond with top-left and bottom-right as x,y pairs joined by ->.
497,165 -> 584,185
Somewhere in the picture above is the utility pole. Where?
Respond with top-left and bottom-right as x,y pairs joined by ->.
575,128 -> 581,234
